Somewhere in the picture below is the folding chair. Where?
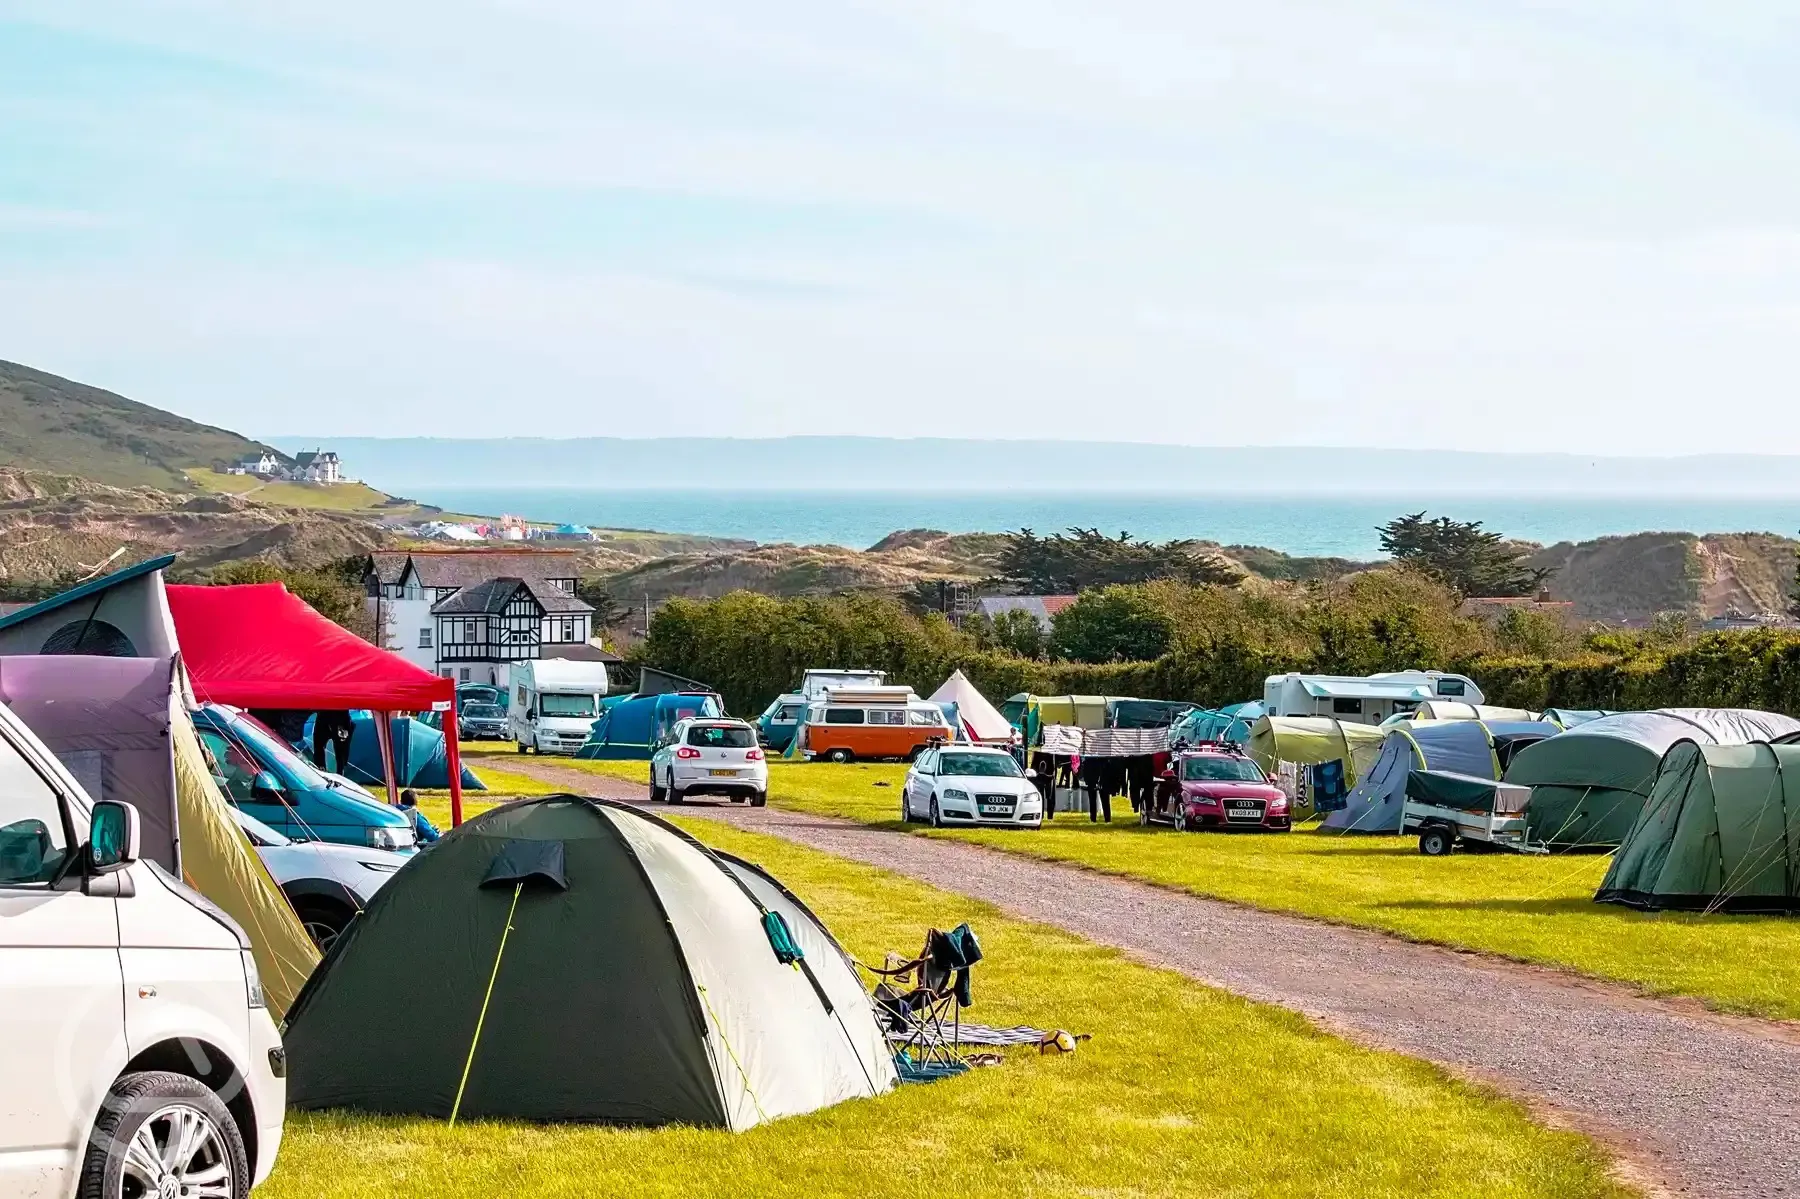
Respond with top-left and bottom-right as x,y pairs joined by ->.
863,923 -> 983,1081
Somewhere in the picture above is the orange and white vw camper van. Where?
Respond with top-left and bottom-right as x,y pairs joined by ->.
800,686 -> 953,762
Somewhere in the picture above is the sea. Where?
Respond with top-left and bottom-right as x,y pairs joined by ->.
406,489 -> 1800,559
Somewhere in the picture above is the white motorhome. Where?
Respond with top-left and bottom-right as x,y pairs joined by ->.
510,659 -> 611,755
1262,671 -> 1484,726
0,702 -> 286,1198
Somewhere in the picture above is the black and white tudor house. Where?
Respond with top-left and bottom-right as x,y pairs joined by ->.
364,550 -> 613,686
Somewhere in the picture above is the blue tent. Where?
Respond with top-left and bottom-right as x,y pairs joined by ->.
576,692 -> 723,759
1170,701 -> 1266,746
309,713 -> 487,791
1321,720 -> 1555,832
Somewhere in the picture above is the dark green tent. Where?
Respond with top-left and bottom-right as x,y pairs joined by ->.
1503,709 -> 1800,848
1598,741 -> 1800,913
283,795 -> 895,1128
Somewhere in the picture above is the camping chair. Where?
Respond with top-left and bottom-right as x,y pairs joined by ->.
863,923 -> 982,1080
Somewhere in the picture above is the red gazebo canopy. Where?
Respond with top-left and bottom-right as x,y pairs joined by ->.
167,582 -> 469,824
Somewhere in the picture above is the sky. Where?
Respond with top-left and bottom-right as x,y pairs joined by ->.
5,3 -> 1800,452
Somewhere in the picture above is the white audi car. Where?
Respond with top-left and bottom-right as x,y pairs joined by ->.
650,718 -> 769,805
901,744 -> 1042,828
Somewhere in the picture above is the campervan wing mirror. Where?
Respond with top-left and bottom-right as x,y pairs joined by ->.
250,771 -> 289,804
87,800 -> 140,873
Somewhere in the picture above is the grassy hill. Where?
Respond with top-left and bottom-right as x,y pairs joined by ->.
0,360 -> 278,490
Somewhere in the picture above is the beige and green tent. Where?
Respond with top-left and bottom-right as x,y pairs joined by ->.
1246,716 -> 1387,787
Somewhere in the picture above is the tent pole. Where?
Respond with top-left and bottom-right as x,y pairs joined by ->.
445,698 -> 465,827
375,710 -> 400,807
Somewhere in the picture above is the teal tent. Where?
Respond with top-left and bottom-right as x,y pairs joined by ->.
576,693 -> 723,759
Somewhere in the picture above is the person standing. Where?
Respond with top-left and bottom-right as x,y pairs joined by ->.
313,710 -> 356,771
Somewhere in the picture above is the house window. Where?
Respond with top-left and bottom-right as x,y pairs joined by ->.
418,627 -> 433,648
545,615 -> 579,643
1332,698 -> 1363,715
459,667 -> 471,682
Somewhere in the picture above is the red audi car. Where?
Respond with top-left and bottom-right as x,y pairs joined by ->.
1146,743 -> 1291,832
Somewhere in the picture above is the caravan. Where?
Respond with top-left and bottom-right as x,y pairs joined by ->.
510,659 -> 611,755
1262,671 -> 1484,726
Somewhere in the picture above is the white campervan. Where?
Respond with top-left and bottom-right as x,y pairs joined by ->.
1262,670 -> 1484,726
509,659 -> 611,755
0,702 -> 286,1198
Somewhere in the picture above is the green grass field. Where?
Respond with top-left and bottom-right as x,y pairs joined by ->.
186,468 -> 397,511
511,758 -> 1800,1021
263,816 -> 1625,1199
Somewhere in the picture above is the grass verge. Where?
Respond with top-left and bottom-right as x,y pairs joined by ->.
263,816 -> 1626,1199
721,762 -> 1800,1021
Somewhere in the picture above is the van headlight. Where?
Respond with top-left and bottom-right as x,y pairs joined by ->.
368,826 -> 415,851
242,950 -> 266,1009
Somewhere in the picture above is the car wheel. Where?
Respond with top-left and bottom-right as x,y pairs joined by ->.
750,791 -> 767,808
929,797 -> 942,828
80,1070 -> 250,1199
900,791 -> 912,822
825,748 -> 853,764
294,898 -> 355,953
649,768 -> 667,803
1419,826 -> 1455,857
669,778 -> 685,804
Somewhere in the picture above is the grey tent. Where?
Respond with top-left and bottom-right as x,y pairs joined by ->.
284,795 -> 895,1128
1322,720 -> 1557,833
1599,740 -> 1800,912
1504,709 -> 1800,848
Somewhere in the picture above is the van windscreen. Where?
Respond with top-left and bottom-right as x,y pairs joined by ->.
540,694 -> 597,718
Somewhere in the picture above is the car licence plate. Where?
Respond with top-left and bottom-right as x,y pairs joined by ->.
979,803 -> 1012,815
709,769 -> 737,777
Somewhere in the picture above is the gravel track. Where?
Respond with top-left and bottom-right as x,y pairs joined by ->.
503,760 -> 1800,1199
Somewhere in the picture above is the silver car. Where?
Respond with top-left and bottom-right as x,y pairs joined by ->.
233,808 -> 409,950
650,718 -> 769,805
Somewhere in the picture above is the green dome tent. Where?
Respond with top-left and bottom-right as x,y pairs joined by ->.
1502,709 -> 1800,849
1599,741 -> 1800,913
283,795 -> 896,1128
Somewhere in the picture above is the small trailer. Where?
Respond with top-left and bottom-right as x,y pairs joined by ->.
1402,769 -> 1546,856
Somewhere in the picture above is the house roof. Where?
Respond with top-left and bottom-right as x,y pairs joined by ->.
542,640 -> 624,665
371,549 -> 585,589
975,595 -> 1078,627
0,554 -> 179,634
430,577 -> 593,616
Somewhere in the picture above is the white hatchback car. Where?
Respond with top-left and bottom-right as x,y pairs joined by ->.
649,718 -> 769,805
902,745 -> 1043,828
0,703 -> 286,1199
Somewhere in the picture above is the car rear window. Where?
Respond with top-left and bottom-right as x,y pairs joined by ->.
688,724 -> 756,748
